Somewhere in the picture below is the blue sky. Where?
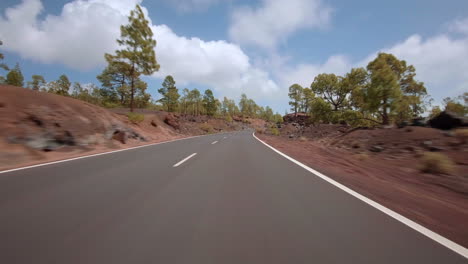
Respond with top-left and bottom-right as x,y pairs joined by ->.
1,0 -> 467,113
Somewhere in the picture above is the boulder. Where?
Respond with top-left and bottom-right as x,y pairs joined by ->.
164,114 -> 180,130
428,111 -> 467,130
112,130 -> 127,144
369,145 -> 384,152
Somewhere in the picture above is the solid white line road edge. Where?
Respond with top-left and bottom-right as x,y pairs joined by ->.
211,141 -> 218,145
0,132 -> 229,174
252,132 -> 468,259
173,153 -> 197,167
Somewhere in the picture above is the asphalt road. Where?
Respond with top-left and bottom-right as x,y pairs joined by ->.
0,131 -> 466,263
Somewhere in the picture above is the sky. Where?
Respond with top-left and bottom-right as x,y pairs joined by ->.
0,0 -> 467,113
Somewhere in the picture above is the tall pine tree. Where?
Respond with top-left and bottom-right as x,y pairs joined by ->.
106,5 -> 159,112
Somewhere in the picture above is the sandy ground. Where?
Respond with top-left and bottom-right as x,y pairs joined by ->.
257,133 -> 468,248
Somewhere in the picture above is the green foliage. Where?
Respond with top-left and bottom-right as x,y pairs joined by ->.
225,114 -> 233,123
27,75 -> 46,91
419,152 -> 455,175
288,83 -> 303,115
127,112 -> 145,123
158,75 -> 180,112
221,96 -> 239,117
443,94 -> 467,116
203,89 -> 217,116
311,73 -> 349,111
6,63 -> 24,87
97,58 -> 130,105
239,93 -> 260,118
106,4 -> 159,112
272,113 -> 284,124
0,40 -> 8,72
199,123 -> 213,133
309,97 -> 332,123
270,127 -> 280,136
56,74 -> 71,96
301,87 -> 315,113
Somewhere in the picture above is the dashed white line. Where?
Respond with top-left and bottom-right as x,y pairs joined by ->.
211,141 -> 218,145
173,153 -> 197,167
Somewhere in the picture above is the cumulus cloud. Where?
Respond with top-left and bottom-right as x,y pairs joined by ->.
229,0 -> 332,49
384,34 -> 468,100
0,0 -> 138,70
277,28 -> 468,104
152,24 -> 279,98
0,0 -> 279,101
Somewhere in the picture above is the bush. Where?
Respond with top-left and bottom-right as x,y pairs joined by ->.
102,101 -> 121,108
270,127 -> 280,136
255,128 -> 264,134
127,112 -> 145,123
225,115 -> 233,123
419,152 -> 455,175
200,123 -> 214,133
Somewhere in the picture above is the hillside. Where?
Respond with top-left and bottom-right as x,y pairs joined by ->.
0,85 -> 258,170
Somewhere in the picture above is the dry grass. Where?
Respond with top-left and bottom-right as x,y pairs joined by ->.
199,123 -> 214,133
270,127 -> 280,136
127,112 -> 145,123
354,153 -> 369,161
299,136 -> 308,142
419,152 -> 455,175
255,128 -> 264,134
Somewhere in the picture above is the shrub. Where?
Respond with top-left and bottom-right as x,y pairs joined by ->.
270,127 -> 280,136
225,115 -> 233,123
419,152 -> 455,175
127,112 -> 145,123
255,128 -> 264,134
200,123 -> 213,133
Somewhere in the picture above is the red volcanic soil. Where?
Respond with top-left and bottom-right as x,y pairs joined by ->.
257,125 -> 468,247
0,85 -> 248,171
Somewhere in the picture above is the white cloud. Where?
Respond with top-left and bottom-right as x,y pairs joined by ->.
384,34 -> 468,100
229,0 -> 332,49
277,32 -> 468,105
152,24 -> 279,99
448,17 -> 468,35
0,0 -> 279,102
0,0 -> 139,70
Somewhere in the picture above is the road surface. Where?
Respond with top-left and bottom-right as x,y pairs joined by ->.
0,131 -> 466,263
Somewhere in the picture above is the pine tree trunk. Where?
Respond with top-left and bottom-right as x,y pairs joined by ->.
130,65 -> 135,113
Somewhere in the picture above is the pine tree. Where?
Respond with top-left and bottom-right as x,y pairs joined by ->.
203,89 -> 217,116
107,5 -> 159,112
158,75 -> 179,112
27,75 -> 46,91
6,63 -> 24,87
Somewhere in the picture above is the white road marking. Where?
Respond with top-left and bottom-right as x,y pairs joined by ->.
211,141 -> 218,145
173,153 -> 197,167
252,132 -> 468,259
